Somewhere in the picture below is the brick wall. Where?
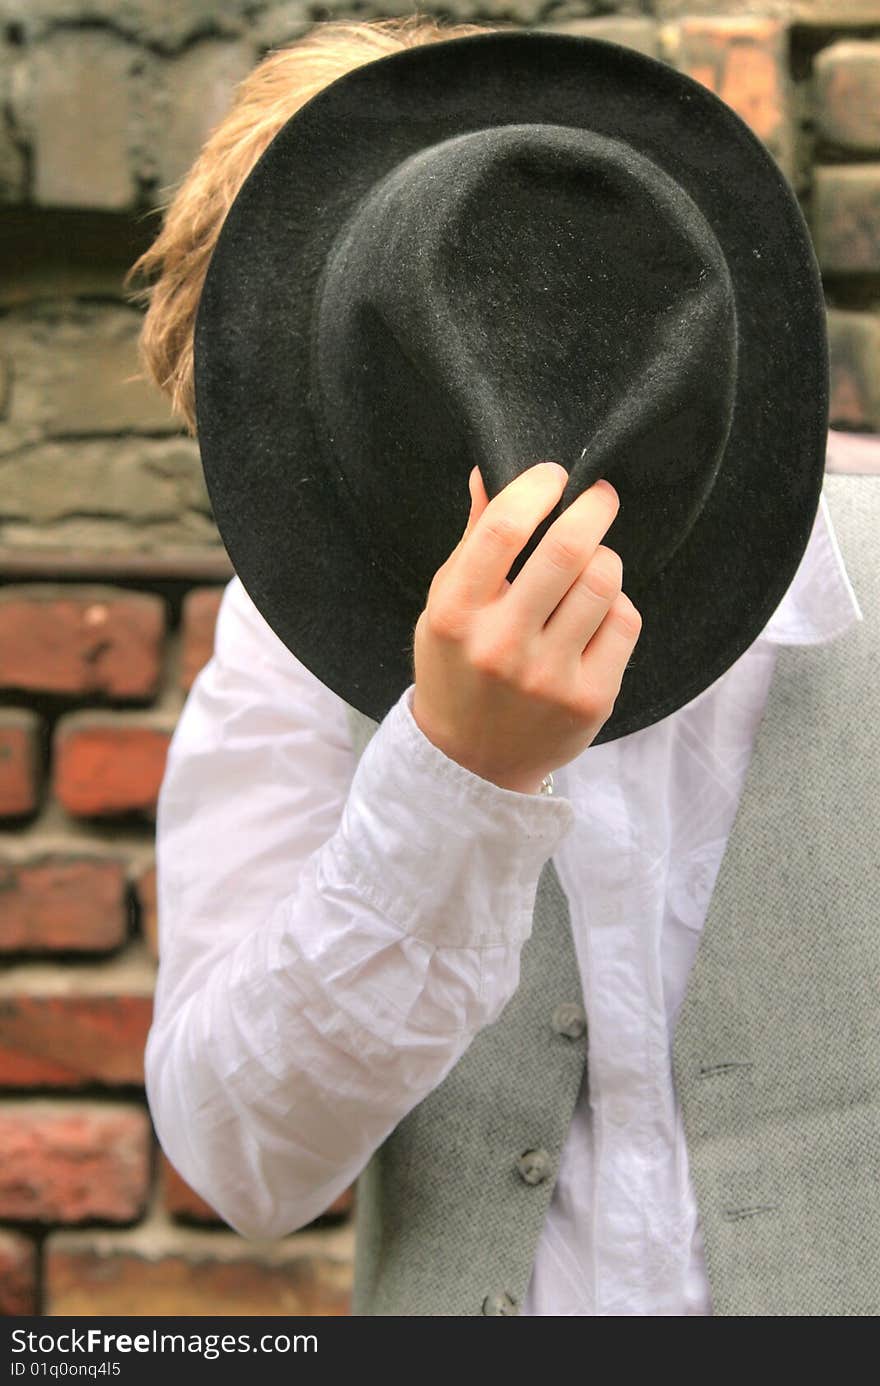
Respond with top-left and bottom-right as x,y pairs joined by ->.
1,0 -> 878,1317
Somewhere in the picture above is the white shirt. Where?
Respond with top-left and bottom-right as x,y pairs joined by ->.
146,479 -> 863,1316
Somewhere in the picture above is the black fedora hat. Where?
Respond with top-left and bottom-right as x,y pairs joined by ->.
193,28 -> 828,742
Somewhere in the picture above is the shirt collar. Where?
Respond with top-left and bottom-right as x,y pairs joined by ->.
756,481 -> 864,647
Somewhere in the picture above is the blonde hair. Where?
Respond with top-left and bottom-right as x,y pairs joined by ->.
124,13 -> 501,437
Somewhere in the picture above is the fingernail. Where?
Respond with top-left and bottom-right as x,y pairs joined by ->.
538,461 -> 568,485
595,478 -> 618,503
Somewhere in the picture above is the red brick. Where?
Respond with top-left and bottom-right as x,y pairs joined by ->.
667,18 -> 791,172
163,1156 -> 219,1224
0,709 -> 41,818
813,165 -> 880,274
134,859 -> 158,959
0,586 -> 165,699
45,1229 -> 353,1316
828,310 -> 880,431
162,1153 -> 354,1226
815,42 -> 880,154
53,713 -> 171,817
0,1230 -> 38,1315
0,853 -> 128,953
180,586 -> 223,691
0,1103 -> 150,1224
0,992 -> 152,1088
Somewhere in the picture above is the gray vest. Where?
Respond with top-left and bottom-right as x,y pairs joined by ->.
344,473 -> 880,1316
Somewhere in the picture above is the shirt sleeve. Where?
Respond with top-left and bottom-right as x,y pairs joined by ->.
145,575 -> 574,1240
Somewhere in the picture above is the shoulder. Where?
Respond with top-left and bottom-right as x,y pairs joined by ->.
214,575 -> 301,675
203,575 -> 355,746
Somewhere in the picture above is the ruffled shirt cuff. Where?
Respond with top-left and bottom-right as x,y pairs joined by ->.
325,683 -> 575,948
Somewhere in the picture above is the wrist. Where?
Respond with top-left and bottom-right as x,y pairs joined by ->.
483,768 -> 547,796
410,696 -> 550,796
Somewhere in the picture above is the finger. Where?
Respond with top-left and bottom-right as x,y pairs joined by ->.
466,467 -> 516,587
541,544 -> 623,660
447,461 -> 569,610
462,466 -> 490,542
503,479 -> 620,632
442,467 -> 490,572
578,593 -> 643,699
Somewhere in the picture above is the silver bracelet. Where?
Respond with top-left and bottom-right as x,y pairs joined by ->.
539,771 -> 554,797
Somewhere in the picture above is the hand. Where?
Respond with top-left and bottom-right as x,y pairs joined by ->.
411,461 -> 642,794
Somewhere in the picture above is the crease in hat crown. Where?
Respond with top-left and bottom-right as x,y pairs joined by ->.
309,118 -> 739,602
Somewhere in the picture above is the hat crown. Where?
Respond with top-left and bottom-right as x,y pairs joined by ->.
310,120 -> 738,602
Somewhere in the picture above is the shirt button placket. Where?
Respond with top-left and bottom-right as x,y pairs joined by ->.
497,1002 -> 585,1313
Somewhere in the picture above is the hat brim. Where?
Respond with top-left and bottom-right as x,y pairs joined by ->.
194,30 -> 828,740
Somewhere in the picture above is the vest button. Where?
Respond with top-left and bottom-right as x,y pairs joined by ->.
482,1291 -> 518,1316
516,1148 -> 552,1185
551,1002 -> 587,1039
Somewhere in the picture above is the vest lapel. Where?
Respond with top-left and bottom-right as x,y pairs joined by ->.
672,473 -> 880,1315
